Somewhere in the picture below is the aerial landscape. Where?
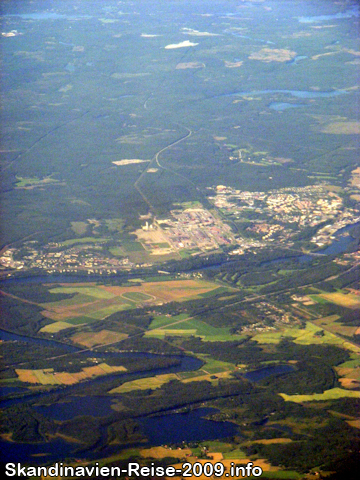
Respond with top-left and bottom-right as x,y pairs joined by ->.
0,0 -> 359,478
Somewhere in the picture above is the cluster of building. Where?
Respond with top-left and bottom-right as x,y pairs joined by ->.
1,183 -> 358,277
159,208 -> 234,251
240,301 -> 294,334
208,184 -> 359,246
0,242 -> 134,276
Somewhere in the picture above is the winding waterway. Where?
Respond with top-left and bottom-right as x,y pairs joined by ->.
0,221 -> 357,463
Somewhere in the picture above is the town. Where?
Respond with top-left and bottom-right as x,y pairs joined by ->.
0,183 -> 359,277
208,184 -> 360,247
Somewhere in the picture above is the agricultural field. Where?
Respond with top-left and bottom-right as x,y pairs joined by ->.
15,363 -> 127,386
58,237 -> 108,247
311,315 -> 359,338
335,356 -> 360,390
145,314 -> 241,342
280,388 -> 360,403
138,443 -> 284,479
109,373 -> 179,394
110,357 -> 236,394
39,279 -> 231,334
311,290 -> 360,309
70,330 -> 128,348
14,175 -> 61,189
252,322 -> 348,347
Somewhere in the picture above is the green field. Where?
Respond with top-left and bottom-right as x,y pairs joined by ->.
109,247 -> 124,256
15,175 -> 59,188
64,316 -> 98,325
252,322 -> 345,346
121,240 -> 145,252
86,303 -> 133,319
58,237 -> 108,247
40,293 -> 96,308
222,449 -> 248,460
199,286 -> 235,298
146,314 -> 239,341
48,286 -> 116,299
280,388 -> 360,403
40,321 -> 75,333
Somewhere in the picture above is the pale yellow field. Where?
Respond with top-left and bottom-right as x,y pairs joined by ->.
145,328 -> 197,337
245,438 -> 293,445
338,377 -> 360,389
140,446 -> 192,459
16,363 -> 127,386
169,457 -> 276,480
40,321 -> 75,333
312,314 -> 358,337
280,388 -> 360,403
347,419 -> 360,429
71,329 -> 128,348
319,292 -> 360,308
109,373 -> 179,393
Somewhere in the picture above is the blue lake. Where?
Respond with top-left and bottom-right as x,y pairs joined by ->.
245,364 -> 295,383
138,408 -> 239,446
0,408 -> 239,464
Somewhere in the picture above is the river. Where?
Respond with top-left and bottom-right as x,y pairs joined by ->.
0,330 -> 295,464
0,220 -> 357,463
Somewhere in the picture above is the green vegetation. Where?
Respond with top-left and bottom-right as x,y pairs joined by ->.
1,1 -> 359,478
280,388 -> 360,403
59,237 -> 108,247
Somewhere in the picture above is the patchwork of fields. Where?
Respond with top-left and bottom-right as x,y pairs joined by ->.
39,279 -> 229,334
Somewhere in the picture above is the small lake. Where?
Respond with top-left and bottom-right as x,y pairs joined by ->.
34,396 -> 118,421
245,364 -> 295,383
138,408 -> 239,445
